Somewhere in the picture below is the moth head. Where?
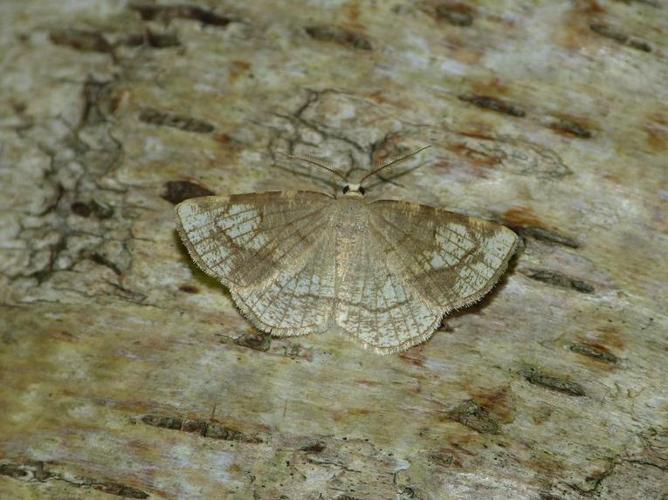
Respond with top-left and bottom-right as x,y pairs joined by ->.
342,184 -> 366,197
283,144 -> 430,197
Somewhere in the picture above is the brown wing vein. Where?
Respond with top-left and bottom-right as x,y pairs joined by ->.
368,217 -> 452,306
206,209 -> 326,275
372,212 -> 503,303
276,265 -> 311,330
195,208 -> 324,259
376,265 -> 400,345
379,255 -> 417,341
246,227 -> 325,314
352,244 -> 372,336
375,210 -> 479,267
189,206 -> 323,247
297,269 -> 316,329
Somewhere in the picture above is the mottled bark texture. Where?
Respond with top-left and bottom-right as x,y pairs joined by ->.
1,0 -> 666,498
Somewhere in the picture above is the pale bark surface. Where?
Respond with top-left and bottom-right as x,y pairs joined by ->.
1,1 -> 666,498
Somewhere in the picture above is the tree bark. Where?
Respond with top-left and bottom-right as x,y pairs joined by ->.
1,0 -> 666,498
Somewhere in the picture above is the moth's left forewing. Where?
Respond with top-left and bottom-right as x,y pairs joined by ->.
175,194 -> 232,280
175,191 -> 333,289
176,190 -> 338,337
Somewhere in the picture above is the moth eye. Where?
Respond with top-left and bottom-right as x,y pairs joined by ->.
359,186 -> 366,195
342,186 -> 350,194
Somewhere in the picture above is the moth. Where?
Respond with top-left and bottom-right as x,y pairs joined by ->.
175,146 -> 518,353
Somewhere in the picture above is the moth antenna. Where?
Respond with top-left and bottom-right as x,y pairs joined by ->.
281,152 -> 348,183
359,145 -> 431,186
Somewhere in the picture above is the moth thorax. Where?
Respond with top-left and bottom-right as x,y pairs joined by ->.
342,184 -> 365,196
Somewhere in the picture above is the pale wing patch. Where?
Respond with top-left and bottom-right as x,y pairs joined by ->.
427,223 -> 477,269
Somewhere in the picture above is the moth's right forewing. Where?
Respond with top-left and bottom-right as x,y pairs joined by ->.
175,191 -> 332,289
369,200 -> 519,310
